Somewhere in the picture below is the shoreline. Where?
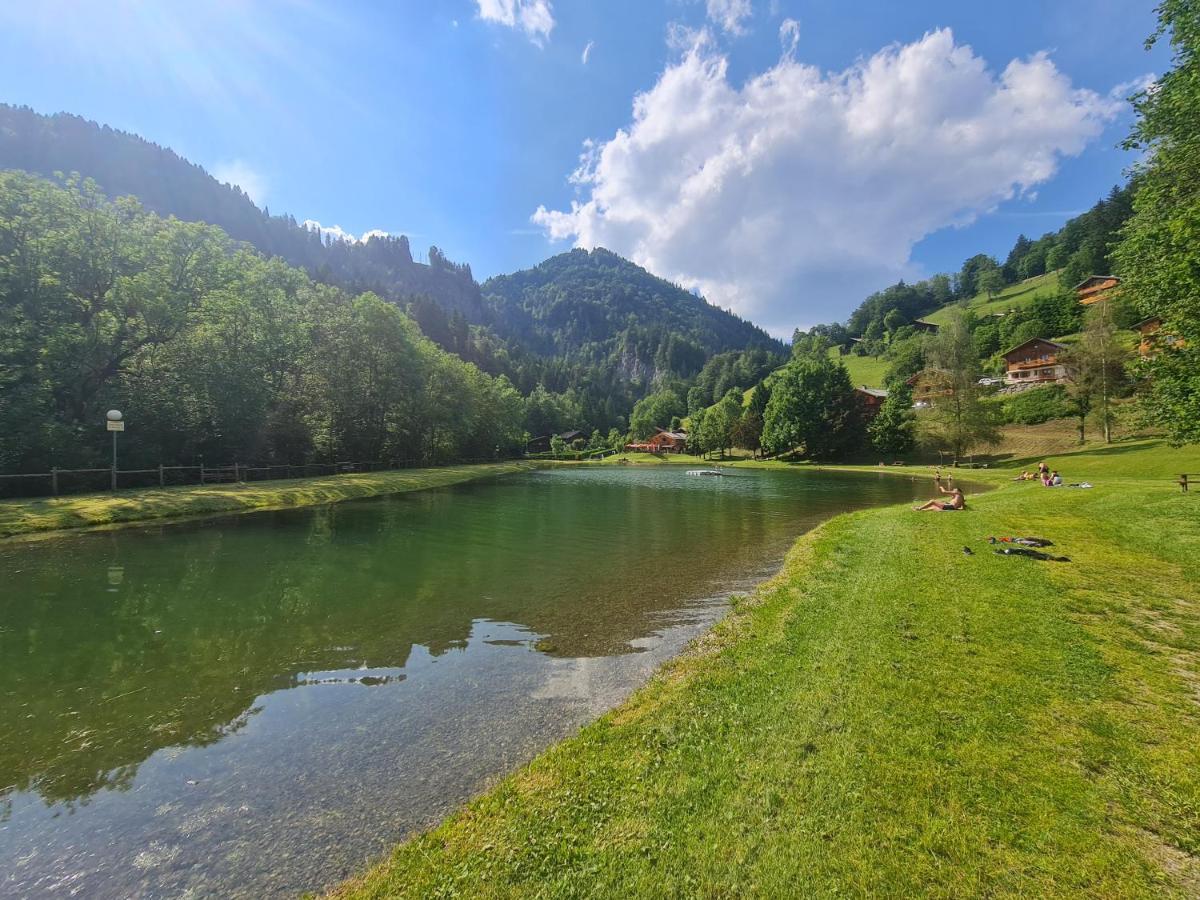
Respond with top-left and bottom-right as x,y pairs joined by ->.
0,462 -> 536,541
332,440 -> 1200,897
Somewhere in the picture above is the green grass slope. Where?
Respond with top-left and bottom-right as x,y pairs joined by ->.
924,270 -> 1064,326
336,441 -> 1200,898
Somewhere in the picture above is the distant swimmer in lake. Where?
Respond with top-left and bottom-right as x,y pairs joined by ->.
914,483 -> 966,511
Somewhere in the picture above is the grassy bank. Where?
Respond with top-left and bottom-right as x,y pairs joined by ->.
336,442 -> 1200,897
0,462 -> 533,539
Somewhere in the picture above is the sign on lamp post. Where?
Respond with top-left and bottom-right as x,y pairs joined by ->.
106,410 -> 123,490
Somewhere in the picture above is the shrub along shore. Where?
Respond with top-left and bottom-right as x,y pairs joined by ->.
335,440 -> 1200,898
0,462 -> 534,539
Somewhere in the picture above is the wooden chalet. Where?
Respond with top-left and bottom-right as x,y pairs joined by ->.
906,369 -> 953,407
854,386 -> 888,418
911,320 -> 939,334
626,429 -> 688,454
1002,338 -> 1070,386
1133,316 -> 1184,357
1074,275 -> 1121,306
527,430 -> 588,453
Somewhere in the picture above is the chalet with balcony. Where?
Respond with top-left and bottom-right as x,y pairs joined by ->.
1075,275 -> 1121,306
1002,338 -> 1070,386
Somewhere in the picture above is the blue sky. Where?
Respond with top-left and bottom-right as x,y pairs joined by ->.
0,1 -> 1166,334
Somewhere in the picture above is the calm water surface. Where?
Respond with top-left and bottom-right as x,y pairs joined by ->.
0,466 -> 943,898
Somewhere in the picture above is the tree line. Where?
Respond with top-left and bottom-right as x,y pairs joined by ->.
0,172 -> 527,474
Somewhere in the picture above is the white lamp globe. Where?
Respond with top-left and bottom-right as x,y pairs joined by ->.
106,409 -> 123,422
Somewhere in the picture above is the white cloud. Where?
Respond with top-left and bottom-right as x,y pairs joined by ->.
475,0 -> 554,45
212,159 -> 267,206
778,18 -> 800,56
533,28 -> 1119,335
581,40 -> 595,65
1109,72 -> 1156,100
706,0 -> 752,35
303,219 -> 390,244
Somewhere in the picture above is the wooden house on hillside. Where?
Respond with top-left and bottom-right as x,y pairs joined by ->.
854,386 -> 888,418
906,369 -> 953,407
1074,275 -> 1121,306
1132,316 -> 1185,357
1002,338 -> 1070,386
911,320 -> 939,334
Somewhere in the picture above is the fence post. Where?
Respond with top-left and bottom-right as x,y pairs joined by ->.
51,467 -> 59,497
234,462 -> 241,483
158,463 -> 165,487
200,464 -> 206,485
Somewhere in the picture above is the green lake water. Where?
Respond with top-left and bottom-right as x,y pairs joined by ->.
0,466 -> 949,897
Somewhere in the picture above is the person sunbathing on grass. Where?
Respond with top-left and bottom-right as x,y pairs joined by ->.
915,484 -> 965,511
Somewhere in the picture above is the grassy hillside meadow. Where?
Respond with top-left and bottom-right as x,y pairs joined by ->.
336,436 -> 1200,898
924,270 -> 1064,326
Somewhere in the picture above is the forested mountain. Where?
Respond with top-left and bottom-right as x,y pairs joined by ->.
484,248 -> 782,378
0,104 -> 485,319
0,105 -> 783,436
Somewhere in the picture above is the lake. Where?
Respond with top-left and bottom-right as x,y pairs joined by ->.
0,465 -> 946,898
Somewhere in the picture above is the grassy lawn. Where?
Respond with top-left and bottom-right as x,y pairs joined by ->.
924,271 -> 1064,326
0,462 -> 533,539
829,347 -> 891,388
336,440 -> 1200,898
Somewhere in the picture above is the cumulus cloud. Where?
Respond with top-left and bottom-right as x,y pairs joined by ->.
706,0 -> 752,35
475,0 -> 554,45
581,40 -> 595,65
212,159 -> 267,206
303,219 -> 390,244
533,28 -> 1120,335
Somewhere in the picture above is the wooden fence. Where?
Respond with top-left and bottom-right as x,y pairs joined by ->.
0,457 -> 505,500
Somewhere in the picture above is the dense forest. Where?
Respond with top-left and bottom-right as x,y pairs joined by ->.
0,171 -> 526,474
0,104 -> 486,319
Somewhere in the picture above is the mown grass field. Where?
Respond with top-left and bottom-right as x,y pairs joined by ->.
0,462 -> 533,539
336,438 -> 1200,898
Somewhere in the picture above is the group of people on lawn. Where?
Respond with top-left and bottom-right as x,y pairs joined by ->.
1015,461 -> 1063,486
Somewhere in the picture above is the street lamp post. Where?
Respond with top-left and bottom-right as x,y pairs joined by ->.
106,409 -> 124,490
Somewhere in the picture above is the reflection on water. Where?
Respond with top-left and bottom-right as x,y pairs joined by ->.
0,466 -> 941,898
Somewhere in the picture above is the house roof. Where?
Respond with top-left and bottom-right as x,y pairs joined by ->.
1000,337 -> 1068,358
654,429 -> 688,440
1132,316 -> 1162,330
855,386 -> 889,398
557,430 -> 587,441
911,319 -> 939,331
1072,274 -> 1121,291
906,367 -> 950,384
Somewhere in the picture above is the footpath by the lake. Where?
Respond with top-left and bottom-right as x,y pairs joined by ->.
0,462 -> 534,539
335,439 -> 1200,898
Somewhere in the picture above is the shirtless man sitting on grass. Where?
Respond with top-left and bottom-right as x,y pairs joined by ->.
915,484 -> 966,511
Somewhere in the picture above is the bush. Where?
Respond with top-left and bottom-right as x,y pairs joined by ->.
1002,385 -> 1072,425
